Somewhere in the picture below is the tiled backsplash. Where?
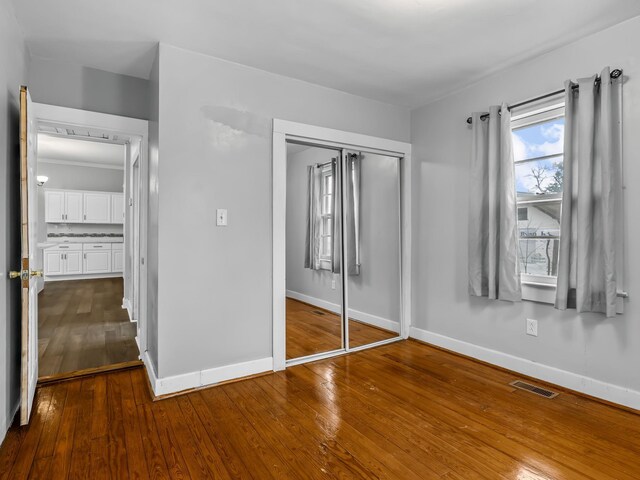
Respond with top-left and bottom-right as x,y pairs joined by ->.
47,223 -> 123,237
48,233 -> 123,238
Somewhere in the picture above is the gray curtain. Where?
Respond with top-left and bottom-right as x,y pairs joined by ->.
555,67 -> 623,317
468,104 -> 521,301
344,153 -> 361,276
304,164 -> 322,270
328,154 -> 360,275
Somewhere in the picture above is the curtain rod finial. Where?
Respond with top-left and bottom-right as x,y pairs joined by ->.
466,116 -> 473,125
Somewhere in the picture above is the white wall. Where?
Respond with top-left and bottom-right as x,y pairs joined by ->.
286,146 -> 402,328
28,56 -> 150,120
154,44 -> 410,379
410,16 -> 640,398
0,0 -> 27,444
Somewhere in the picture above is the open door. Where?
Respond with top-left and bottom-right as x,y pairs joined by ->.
17,86 -> 40,425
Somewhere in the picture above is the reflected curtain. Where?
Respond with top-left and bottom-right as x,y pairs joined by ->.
555,67 -> 623,317
468,104 -> 521,301
345,153 -> 361,276
304,164 -> 322,270
329,154 -> 360,275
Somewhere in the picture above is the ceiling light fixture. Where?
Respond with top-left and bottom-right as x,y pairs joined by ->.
36,175 -> 48,186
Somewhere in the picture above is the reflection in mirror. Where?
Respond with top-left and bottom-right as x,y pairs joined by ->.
286,142 -> 343,360
346,152 -> 401,349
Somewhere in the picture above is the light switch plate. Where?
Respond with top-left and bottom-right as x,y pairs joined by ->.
216,209 -> 228,226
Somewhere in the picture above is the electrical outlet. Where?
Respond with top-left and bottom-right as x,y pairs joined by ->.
526,318 -> 538,337
331,278 -> 336,289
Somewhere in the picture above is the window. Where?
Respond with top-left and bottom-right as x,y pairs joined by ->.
511,102 -> 564,289
318,164 -> 333,270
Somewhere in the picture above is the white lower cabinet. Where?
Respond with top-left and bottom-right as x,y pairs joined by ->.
65,251 -> 83,274
111,243 -> 124,272
83,244 -> 112,274
44,242 -> 123,279
44,244 -> 84,276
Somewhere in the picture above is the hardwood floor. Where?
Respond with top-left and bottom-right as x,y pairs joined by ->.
3,339 -> 638,479
38,278 -> 139,378
286,297 -> 397,359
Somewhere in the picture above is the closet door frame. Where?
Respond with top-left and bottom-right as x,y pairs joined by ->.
272,119 -> 412,371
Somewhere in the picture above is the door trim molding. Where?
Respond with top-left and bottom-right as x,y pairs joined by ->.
272,119 -> 412,371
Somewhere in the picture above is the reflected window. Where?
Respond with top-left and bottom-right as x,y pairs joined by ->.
319,165 -> 333,270
511,104 -> 564,282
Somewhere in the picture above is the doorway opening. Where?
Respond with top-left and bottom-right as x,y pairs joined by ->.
34,117 -> 146,381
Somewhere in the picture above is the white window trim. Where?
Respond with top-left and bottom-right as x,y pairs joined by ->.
318,165 -> 333,271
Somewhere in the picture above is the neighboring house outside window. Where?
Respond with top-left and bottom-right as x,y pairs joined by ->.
511,102 -> 565,298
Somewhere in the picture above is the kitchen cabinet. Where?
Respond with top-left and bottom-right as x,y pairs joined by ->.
45,189 -> 123,224
112,243 -> 124,272
83,243 -> 112,274
45,190 -> 83,223
44,242 -> 124,279
44,244 -> 84,276
83,192 -> 111,223
111,193 -> 125,224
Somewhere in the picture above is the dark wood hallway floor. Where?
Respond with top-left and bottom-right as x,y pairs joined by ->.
38,278 -> 139,378
1,340 -> 639,479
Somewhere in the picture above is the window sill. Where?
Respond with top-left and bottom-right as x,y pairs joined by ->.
522,281 -> 556,304
521,281 -> 626,313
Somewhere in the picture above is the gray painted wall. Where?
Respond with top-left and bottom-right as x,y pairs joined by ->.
0,0 -> 27,443
38,162 -> 124,192
410,16 -> 640,392
28,56 -> 150,120
286,146 -> 402,325
155,43 -> 410,378
146,49 -> 160,375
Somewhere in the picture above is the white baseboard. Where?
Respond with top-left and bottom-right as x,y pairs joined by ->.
286,290 -> 400,334
122,298 -> 134,321
45,272 -> 123,282
409,326 -> 640,411
0,399 -> 20,446
145,355 -> 274,397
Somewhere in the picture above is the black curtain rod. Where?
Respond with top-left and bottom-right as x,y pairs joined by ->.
466,68 -> 622,125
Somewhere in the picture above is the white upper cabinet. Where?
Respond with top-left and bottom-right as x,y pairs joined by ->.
110,193 -> 125,224
65,191 -> 84,223
83,192 -> 111,223
44,191 -> 65,222
45,189 -> 123,224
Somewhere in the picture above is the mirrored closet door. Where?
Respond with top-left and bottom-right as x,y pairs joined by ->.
286,143 -> 344,360
285,142 -> 402,363
343,151 -> 402,349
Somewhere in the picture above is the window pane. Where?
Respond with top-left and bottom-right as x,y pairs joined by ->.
512,117 -> 564,161
321,236 -> 332,257
518,238 -> 560,276
322,194 -> 332,214
515,158 -> 563,197
323,217 -> 332,236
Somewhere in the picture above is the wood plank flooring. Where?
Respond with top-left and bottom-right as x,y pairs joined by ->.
2,339 -> 639,479
38,278 -> 139,378
286,298 -> 398,359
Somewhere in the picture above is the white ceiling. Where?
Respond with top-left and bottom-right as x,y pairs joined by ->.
38,134 -> 125,168
11,0 -> 640,107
